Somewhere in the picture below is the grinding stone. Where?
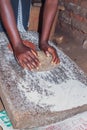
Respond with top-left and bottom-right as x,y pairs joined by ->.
0,32 -> 87,129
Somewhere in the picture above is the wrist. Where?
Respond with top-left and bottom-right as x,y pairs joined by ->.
40,40 -> 48,45
11,40 -> 24,51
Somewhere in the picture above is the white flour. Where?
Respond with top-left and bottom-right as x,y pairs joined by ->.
18,79 -> 87,112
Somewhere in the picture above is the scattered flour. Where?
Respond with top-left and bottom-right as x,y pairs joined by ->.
18,79 -> 87,112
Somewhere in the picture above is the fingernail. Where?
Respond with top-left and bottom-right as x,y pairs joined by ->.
37,67 -> 39,70
39,63 -> 41,66
51,61 -> 53,64
47,53 -> 50,57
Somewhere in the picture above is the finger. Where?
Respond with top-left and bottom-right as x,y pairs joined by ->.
54,58 -> 59,64
22,58 -> 33,70
48,48 -> 58,63
24,54 -> 39,69
45,51 -> 50,57
27,54 -> 40,65
27,52 -> 40,65
51,53 -> 58,64
30,61 -> 38,69
26,60 -> 39,70
26,63 -> 33,71
57,57 -> 60,64
27,50 -> 39,60
26,48 -> 37,58
15,56 -> 26,68
31,49 -> 38,57
51,56 -> 56,64
18,59 -> 27,68
52,56 -> 60,64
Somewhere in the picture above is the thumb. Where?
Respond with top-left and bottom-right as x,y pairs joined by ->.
45,51 -> 50,57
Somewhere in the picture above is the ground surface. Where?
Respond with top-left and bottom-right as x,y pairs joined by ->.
53,34 -> 87,74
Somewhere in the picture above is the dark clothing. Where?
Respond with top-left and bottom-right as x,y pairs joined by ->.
0,0 -> 31,32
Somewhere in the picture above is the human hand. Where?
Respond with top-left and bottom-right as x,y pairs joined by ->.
40,42 -> 60,64
12,41 -> 40,70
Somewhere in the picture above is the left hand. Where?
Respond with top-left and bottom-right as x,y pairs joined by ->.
40,42 -> 60,64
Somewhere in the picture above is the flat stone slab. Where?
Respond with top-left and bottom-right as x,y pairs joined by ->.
0,32 -> 87,129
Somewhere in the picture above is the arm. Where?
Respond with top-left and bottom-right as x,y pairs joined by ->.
40,0 -> 60,64
0,0 -> 39,70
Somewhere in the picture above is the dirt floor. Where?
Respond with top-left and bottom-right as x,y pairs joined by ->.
0,33 -> 87,112
53,34 -> 87,74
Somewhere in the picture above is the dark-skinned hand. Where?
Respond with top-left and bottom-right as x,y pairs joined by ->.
12,42 -> 40,71
40,42 -> 60,64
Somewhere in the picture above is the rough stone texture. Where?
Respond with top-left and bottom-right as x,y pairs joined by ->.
0,32 -> 87,129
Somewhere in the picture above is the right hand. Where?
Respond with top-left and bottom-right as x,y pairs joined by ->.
40,42 -> 60,64
13,42 -> 40,71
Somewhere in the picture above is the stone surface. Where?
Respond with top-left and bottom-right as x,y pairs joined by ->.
0,32 -> 87,129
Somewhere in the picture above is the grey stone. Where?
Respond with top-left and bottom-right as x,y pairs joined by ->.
0,32 -> 87,129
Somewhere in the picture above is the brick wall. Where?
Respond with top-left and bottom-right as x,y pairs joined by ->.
56,0 -> 87,42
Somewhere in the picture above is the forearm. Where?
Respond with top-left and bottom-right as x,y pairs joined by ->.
40,0 -> 58,43
0,0 -> 22,49
0,0 -> 40,70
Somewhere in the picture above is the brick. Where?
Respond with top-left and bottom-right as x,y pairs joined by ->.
59,11 -> 87,33
73,0 -> 79,4
64,2 -> 87,18
56,0 -> 87,47
81,0 -> 87,8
